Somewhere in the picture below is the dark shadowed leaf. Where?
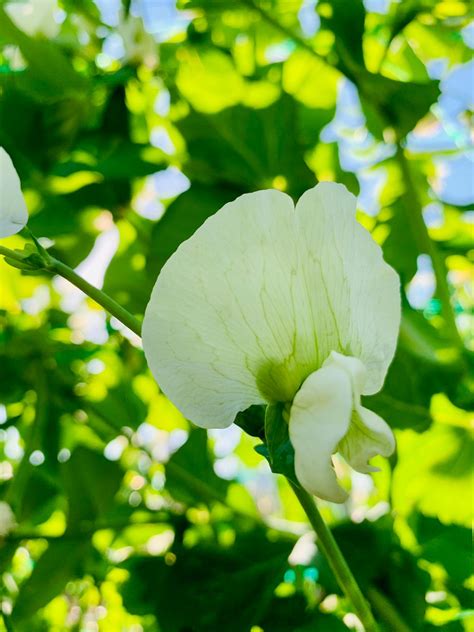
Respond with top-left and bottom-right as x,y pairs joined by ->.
12,539 -> 91,623
122,528 -> 293,632
165,428 -> 229,505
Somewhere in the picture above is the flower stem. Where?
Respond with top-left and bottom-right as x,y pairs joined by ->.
48,257 -> 142,337
0,245 -> 26,264
0,244 -> 142,337
289,480 -> 379,632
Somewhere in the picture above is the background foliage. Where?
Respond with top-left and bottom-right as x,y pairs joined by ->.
0,0 -> 472,630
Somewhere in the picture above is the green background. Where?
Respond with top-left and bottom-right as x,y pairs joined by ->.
0,0 -> 472,630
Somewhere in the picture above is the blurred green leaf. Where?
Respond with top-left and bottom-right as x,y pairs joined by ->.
259,594 -> 348,631
122,528 -> 292,632
149,184 -> 240,277
165,429 -> 229,505
176,95 -> 318,197
0,8 -> 87,101
62,446 -> 123,524
393,423 -> 473,527
12,539 -> 91,623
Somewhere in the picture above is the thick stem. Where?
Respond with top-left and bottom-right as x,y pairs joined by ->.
48,257 -> 143,337
289,481 -> 379,632
0,245 -> 26,264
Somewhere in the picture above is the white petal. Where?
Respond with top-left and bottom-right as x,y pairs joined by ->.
289,364 -> 352,503
143,189 -> 300,428
5,0 -> 59,38
143,182 -> 400,429
339,406 -> 396,474
0,148 -> 28,238
323,351 -> 366,400
295,182 -> 400,394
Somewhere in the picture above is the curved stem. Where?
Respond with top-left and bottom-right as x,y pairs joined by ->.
289,480 -> 379,632
48,257 -> 142,337
0,244 -> 142,336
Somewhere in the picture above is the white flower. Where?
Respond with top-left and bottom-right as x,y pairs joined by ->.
0,502 -> 16,537
117,15 -> 158,68
0,147 -> 28,238
143,183 -> 400,502
5,0 -> 60,39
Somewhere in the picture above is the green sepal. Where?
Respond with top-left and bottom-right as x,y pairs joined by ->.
234,404 -> 266,439
256,403 -> 297,484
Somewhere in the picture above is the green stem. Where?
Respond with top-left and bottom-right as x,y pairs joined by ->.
48,257 -> 142,336
0,245 -> 25,265
289,481 -> 379,632
0,244 -> 142,336
395,143 -> 462,346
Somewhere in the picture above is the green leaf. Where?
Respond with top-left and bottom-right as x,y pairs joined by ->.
165,429 -> 229,505
382,200 -> 419,282
148,184 -> 240,277
12,539 -> 91,623
413,514 -> 472,585
15,469 -> 59,525
235,404 -> 266,438
176,95 -> 317,198
359,72 -> 440,138
393,422 -> 473,527
122,528 -> 293,632
61,446 -> 123,525
258,594 -> 348,631
176,48 -> 244,113
320,0 -> 366,69
364,311 -> 465,431
88,382 -> 148,433
263,403 -> 297,483
0,8 -> 87,102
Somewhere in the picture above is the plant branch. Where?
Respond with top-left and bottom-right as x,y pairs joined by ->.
289,481 -> 379,632
0,243 -> 142,337
0,245 -> 26,265
48,257 -> 142,336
